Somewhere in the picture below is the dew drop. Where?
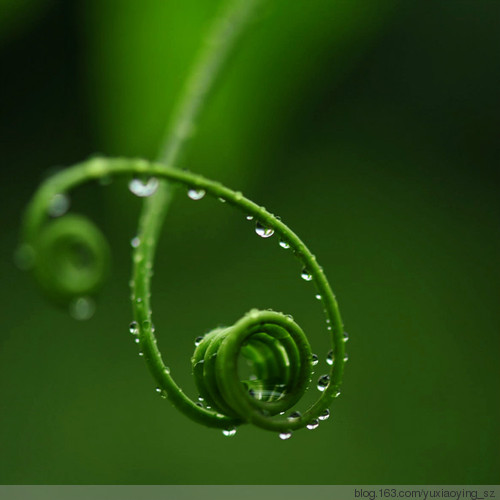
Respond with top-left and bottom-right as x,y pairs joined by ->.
301,268 -> 313,281
218,197 -> 226,203
287,411 -> 301,421
187,188 -> 206,200
311,353 -> 319,366
69,296 -> 95,321
222,428 -> 237,437
344,353 -> 349,362
318,409 -> 330,421
315,294 -> 322,300
279,432 -> 292,440
129,321 -> 138,334
343,331 -> 349,342
138,351 -> 144,356
326,350 -> 334,366
134,338 -> 140,344
128,177 -> 159,197
155,387 -> 162,393
279,239 -> 290,249
195,402 -> 204,408
130,236 -> 140,248
48,193 -> 70,217
246,215 -> 254,221
333,388 -> 341,398
317,374 -> 330,392
194,336 -> 204,346
306,419 -> 319,430
255,222 -> 274,238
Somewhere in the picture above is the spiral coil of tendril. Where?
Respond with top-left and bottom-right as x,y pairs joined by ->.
20,157 -> 346,437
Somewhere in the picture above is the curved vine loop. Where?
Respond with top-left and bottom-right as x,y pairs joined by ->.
20,157 -> 346,435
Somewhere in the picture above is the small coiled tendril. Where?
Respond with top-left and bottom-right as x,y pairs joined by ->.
20,157 -> 346,435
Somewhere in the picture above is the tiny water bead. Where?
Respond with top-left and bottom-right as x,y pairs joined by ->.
246,215 -> 253,221
318,409 -> 330,421
288,411 -> 301,421
129,321 -> 138,334
194,336 -> 204,346
69,296 -> 95,321
279,239 -> 290,249
315,294 -> 322,300
311,353 -> 319,366
317,374 -> 330,392
279,432 -> 292,440
130,236 -> 140,248
301,268 -> 313,281
48,193 -> 70,217
343,331 -> 349,342
255,222 -> 274,238
344,353 -> 349,362
187,188 -> 206,200
306,419 -> 319,430
326,350 -> 334,366
155,387 -> 162,393
128,177 -> 159,197
222,428 -> 237,437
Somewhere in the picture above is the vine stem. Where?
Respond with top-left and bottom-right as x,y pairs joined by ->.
23,156 -> 345,431
131,0 -> 265,426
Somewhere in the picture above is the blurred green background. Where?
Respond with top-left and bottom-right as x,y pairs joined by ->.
0,0 -> 499,485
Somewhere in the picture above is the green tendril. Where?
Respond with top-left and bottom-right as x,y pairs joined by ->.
21,157 -> 345,433
20,0 -> 347,437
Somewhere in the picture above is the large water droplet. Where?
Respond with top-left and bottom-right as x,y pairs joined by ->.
69,296 -> 95,321
326,350 -> 334,366
317,374 -> 330,392
279,432 -> 292,440
222,428 -> 237,437
129,177 -> 159,197
279,239 -> 290,249
48,193 -> 70,217
311,354 -> 319,366
318,409 -> 330,421
287,411 -> 301,421
255,222 -> 274,238
301,268 -> 313,281
187,188 -> 206,200
129,321 -> 138,334
130,236 -> 140,248
194,336 -> 204,346
246,215 -> 254,221
315,294 -> 322,300
306,419 -> 319,430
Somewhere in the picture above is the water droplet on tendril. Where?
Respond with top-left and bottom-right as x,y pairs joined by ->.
155,387 -> 162,393
129,321 -> 138,334
255,222 -> 274,238
128,177 -> 159,197
187,188 -> 206,200
301,268 -> 313,281
279,239 -> 290,249
287,411 -> 301,421
134,338 -> 140,344
222,428 -> 237,437
315,294 -> 322,300
343,331 -> 349,342
318,409 -> 330,421
194,336 -> 204,346
311,354 -> 319,366
279,432 -> 292,440
326,350 -> 334,366
69,296 -> 95,321
218,197 -> 226,203
138,351 -> 144,356
344,353 -> 349,362
306,419 -> 319,430
317,375 -> 330,392
246,215 -> 253,221
131,236 -> 140,248
48,193 -> 70,217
